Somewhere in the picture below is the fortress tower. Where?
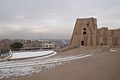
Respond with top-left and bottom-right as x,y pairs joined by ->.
70,17 -> 97,47
70,17 -> 120,48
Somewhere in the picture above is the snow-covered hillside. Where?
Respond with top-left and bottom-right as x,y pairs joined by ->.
0,51 -> 91,79
10,50 -> 54,59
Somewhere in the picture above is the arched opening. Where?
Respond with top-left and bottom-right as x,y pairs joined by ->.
83,31 -> 86,34
81,41 -> 84,46
87,23 -> 89,26
101,43 -> 103,46
83,28 -> 87,34
83,28 -> 86,30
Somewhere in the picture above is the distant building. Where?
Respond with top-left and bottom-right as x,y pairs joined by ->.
42,41 -> 55,49
23,40 -> 42,50
12,39 -> 56,50
70,17 -> 120,48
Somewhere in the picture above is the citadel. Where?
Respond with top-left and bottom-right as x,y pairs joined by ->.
70,17 -> 120,48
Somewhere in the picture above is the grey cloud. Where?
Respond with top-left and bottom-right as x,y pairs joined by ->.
0,0 -> 120,39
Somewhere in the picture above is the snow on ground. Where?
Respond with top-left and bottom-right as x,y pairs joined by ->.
10,50 -> 54,59
109,49 -> 117,52
0,52 -> 91,79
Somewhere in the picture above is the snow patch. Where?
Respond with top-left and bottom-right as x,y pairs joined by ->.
0,53 -> 91,79
109,49 -> 117,52
10,50 -> 54,59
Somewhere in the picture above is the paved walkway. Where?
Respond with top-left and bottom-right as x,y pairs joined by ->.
2,48 -> 120,80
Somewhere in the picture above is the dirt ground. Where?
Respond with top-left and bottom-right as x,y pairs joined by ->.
2,48 -> 120,80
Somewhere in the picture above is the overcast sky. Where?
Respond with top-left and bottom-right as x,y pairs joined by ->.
0,0 -> 120,40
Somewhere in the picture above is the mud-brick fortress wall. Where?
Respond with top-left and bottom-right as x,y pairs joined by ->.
70,17 -> 120,48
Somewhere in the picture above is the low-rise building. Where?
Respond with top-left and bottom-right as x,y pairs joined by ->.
42,41 -> 55,49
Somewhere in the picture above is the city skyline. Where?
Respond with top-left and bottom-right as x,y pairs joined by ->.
0,0 -> 120,39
